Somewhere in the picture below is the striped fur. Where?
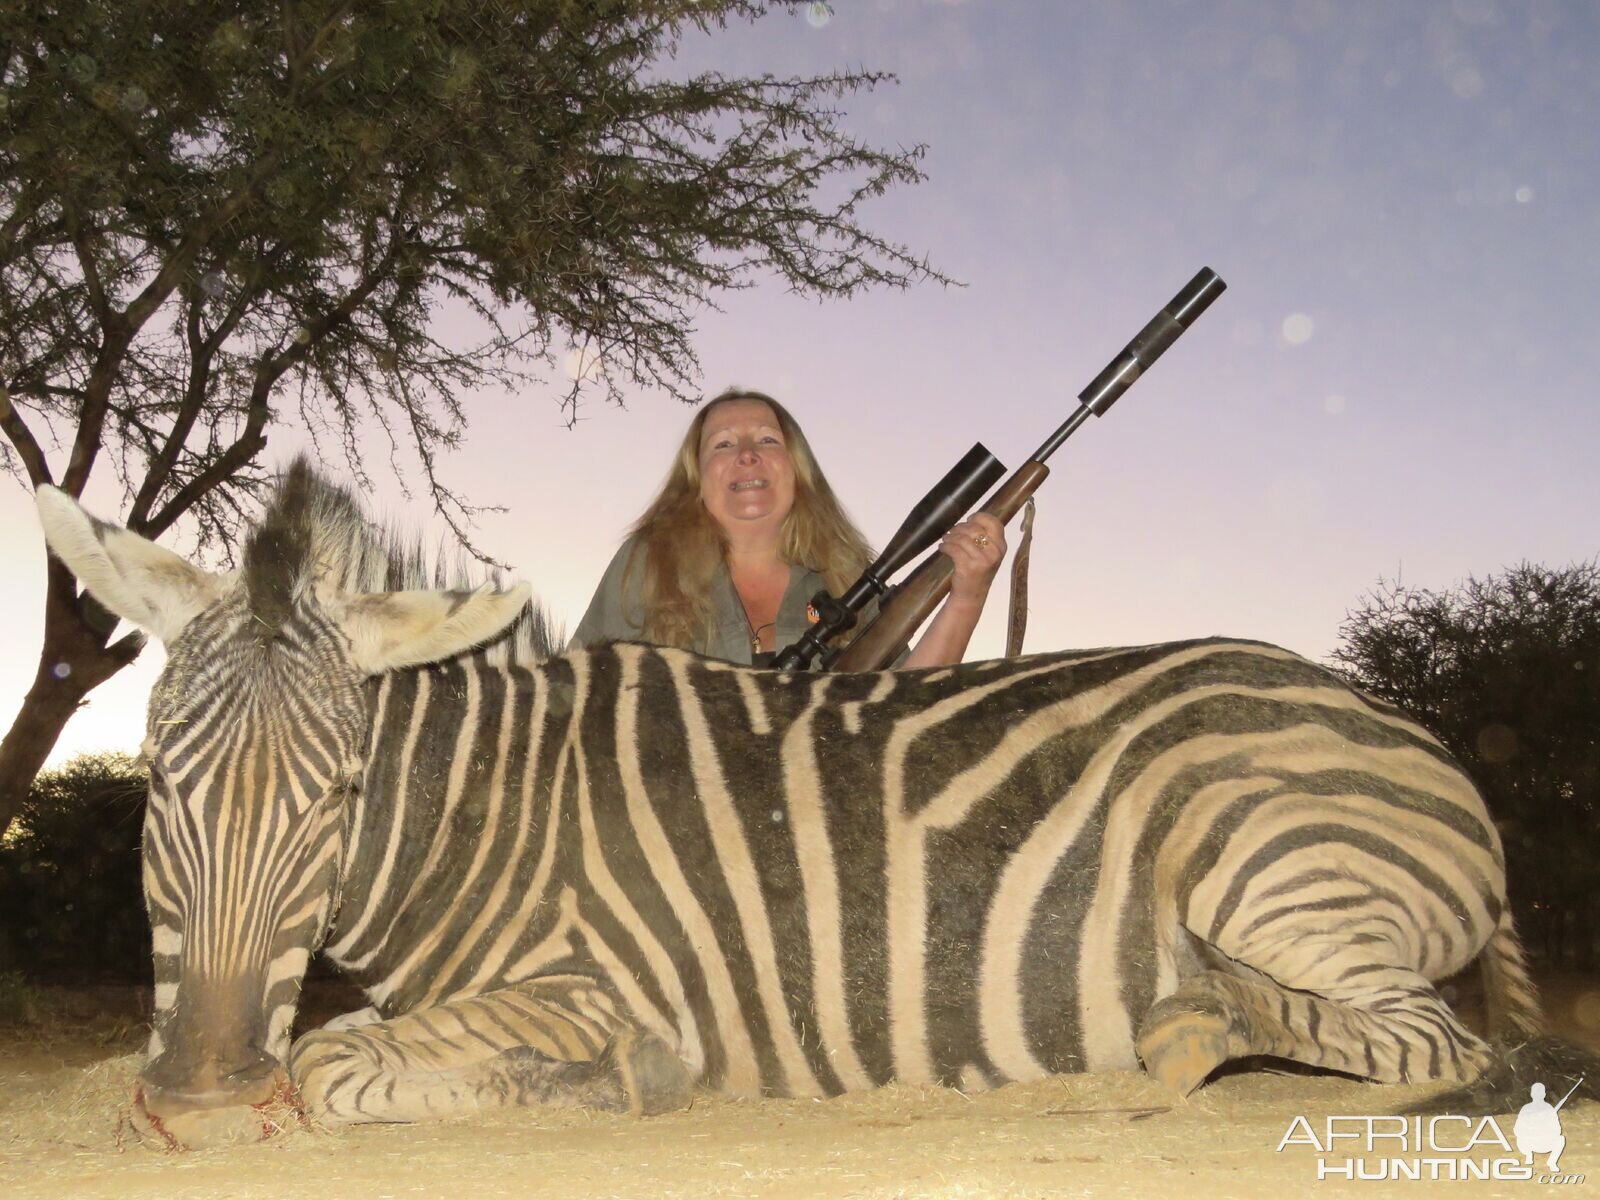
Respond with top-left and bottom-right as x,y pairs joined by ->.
294,637 -> 1518,1113
36,465 -> 1536,1146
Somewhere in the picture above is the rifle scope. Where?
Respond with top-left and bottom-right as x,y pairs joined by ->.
770,443 -> 1005,671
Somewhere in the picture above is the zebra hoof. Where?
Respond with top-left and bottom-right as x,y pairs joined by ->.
1136,997 -> 1233,1097
615,1030 -> 694,1117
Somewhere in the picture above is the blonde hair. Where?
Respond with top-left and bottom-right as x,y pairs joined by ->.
625,389 -> 874,650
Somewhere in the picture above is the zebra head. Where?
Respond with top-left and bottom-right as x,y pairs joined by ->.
35,463 -> 530,1146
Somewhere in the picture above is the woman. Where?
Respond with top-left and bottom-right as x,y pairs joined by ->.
569,389 -> 1006,668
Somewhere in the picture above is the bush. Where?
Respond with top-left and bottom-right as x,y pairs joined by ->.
1333,562 -> 1600,965
0,752 -> 150,983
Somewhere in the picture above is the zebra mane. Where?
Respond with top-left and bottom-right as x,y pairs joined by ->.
242,456 -> 559,664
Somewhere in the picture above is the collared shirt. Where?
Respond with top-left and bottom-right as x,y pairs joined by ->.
567,537 -> 833,666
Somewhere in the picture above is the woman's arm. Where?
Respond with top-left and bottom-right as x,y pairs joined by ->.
901,512 -> 1007,669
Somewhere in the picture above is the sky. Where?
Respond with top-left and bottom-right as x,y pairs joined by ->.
4,0 -> 1599,767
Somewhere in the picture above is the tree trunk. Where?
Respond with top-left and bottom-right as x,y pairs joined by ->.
0,555 -> 144,839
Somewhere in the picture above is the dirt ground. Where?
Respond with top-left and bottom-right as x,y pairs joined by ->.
4,974 -> 1600,1199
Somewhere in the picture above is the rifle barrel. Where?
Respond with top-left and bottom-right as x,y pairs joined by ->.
1554,1076 -> 1585,1111
1032,266 -> 1226,462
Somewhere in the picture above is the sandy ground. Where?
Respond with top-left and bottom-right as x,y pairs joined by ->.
4,975 -> 1600,1199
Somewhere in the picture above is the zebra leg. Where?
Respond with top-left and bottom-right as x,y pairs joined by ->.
320,1005 -> 382,1032
288,975 -> 694,1126
1136,965 -> 1493,1095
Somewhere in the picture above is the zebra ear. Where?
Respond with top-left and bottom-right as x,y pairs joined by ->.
320,582 -> 533,674
35,485 -> 231,644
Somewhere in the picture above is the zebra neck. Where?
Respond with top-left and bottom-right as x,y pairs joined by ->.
321,656 -> 571,991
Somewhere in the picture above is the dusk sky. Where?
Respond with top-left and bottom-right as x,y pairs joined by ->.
5,0 -> 1599,766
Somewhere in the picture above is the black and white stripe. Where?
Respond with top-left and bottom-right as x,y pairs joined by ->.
295,632 -> 1528,1117
140,593 -> 365,1076
38,464 -> 1539,1140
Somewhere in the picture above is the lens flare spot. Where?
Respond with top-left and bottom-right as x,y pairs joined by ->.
1451,0 -> 1498,25
1573,989 -> 1600,1033
52,662 -> 72,680
1281,313 -> 1314,345
1515,185 -> 1534,203
565,346 -> 607,383
1224,163 -> 1260,200
1446,56 -> 1484,99
1476,722 -> 1519,764
1252,35 -> 1297,82
1323,394 -> 1347,415
805,2 -> 832,28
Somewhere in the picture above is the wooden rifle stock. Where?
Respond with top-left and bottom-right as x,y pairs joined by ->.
831,461 -> 1050,671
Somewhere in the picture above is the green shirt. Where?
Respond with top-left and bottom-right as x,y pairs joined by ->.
567,537 -> 834,666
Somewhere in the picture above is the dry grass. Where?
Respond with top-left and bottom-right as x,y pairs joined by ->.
5,974 -> 1600,1198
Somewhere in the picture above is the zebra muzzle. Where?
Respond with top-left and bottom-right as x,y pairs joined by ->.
132,1057 -> 304,1150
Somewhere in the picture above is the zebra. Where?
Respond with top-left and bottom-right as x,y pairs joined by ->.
34,460 -> 1543,1149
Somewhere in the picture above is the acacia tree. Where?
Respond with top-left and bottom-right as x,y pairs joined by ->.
0,0 -> 941,836
1332,562 -> 1600,963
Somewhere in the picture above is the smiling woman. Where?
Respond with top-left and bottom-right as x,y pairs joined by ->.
567,389 -> 1007,668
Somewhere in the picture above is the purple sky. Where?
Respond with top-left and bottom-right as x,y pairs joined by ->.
5,0 -> 1598,766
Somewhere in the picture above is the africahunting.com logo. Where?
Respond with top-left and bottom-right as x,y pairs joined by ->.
1276,1080 -> 1585,1184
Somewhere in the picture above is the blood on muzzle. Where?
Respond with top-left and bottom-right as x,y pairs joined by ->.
131,977 -> 304,1148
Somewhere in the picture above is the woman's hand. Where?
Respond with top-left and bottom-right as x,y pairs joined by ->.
902,513 -> 1008,669
940,512 -> 1007,606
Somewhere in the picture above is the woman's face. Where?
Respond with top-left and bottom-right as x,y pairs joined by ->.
697,399 -> 797,539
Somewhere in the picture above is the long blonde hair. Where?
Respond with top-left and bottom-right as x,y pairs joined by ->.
626,389 -> 874,650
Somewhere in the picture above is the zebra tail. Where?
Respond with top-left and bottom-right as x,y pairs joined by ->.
1481,904 -> 1544,1045
1402,907 -> 1600,1116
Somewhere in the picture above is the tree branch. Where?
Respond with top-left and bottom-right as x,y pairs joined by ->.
128,264 -> 262,530
0,389 -> 54,487
61,198 -> 112,328
146,234 -> 406,534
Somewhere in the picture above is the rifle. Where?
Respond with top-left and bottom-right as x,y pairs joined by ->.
772,266 -> 1227,673
1553,1076 -> 1585,1113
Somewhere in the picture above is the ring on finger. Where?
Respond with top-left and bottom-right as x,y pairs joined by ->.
973,533 -> 991,548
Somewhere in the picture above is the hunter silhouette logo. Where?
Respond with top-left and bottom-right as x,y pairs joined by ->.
1515,1078 -> 1582,1173
1276,1078 -> 1586,1183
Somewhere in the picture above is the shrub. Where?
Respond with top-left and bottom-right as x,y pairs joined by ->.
0,752 -> 150,983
